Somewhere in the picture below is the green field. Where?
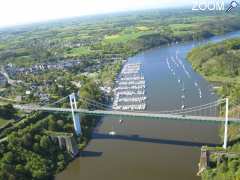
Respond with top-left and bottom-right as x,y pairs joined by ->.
0,119 -> 8,127
65,47 -> 92,57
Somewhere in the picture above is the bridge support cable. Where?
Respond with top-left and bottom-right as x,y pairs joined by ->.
171,100 -> 223,116
69,93 -> 82,136
78,98 -> 111,110
77,95 -> 112,110
47,95 -> 70,107
155,99 -> 225,115
223,98 -> 229,149
76,96 -> 225,119
73,93 -> 225,116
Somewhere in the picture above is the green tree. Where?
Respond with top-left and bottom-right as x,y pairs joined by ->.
40,136 -> 51,149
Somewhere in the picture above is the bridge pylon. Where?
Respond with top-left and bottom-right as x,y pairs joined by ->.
223,98 -> 229,149
69,93 -> 82,136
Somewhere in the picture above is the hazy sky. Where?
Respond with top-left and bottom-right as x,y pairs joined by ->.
0,0 -> 194,27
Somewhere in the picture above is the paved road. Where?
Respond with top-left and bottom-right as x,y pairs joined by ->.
0,67 -> 16,86
14,105 -> 240,123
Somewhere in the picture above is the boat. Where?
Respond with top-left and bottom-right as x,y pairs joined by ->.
181,105 -> 185,110
109,131 -> 116,136
112,62 -> 147,111
198,88 -> 202,98
181,83 -> 185,92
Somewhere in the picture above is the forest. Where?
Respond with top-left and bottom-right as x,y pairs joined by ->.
188,38 -> 240,180
0,75 -> 104,179
188,38 -> 240,105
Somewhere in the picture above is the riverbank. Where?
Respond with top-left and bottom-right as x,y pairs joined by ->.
56,30 -> 240,179
187,37 -> 240,179
56,30 -> 240,180
187,37 -> 240,106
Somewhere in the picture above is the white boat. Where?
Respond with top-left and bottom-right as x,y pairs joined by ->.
109,131 -> 116,136
198,88 -> 202,98
181,105 -> 185,110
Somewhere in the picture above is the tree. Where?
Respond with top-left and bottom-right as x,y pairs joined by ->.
22,134 -> 33,149
79,79 -> 102,109
40,136 -> 51,149
0,104 -> 17,120
48,119 -> 59,131
2,152 -> 14,163
229,159 -> 239,173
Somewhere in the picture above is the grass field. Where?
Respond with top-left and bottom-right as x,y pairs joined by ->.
65,47 -> 92,57
136,26 -> 150,31
0,119 -> 9,127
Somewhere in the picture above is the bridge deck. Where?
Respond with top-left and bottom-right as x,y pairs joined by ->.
14,105 -> 240,123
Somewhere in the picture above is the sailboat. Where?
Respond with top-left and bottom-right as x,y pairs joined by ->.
181,82 -> 185,92
109,125 -> 116,135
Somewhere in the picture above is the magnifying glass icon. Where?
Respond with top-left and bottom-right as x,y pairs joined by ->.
226,1 -> 239,12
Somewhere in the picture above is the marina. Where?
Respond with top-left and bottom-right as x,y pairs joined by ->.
113,63 -> 147,111
57,30 -> 240,180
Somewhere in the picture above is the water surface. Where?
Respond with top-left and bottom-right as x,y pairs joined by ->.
56,31 -> 240,180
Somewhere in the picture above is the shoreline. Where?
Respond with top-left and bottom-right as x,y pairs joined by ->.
187,36 -> 240,179
55,30 -> 240,179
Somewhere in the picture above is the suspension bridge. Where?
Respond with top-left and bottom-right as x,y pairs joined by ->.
1,93 -> 240,149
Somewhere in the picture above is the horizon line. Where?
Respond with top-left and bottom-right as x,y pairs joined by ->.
0,6 -> 191,30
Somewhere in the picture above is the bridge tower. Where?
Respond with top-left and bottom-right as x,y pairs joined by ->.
223,98 -> 229,149
197,146 -> 209,176
69,93 -> 82,136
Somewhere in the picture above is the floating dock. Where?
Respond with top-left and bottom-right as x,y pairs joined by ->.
113,63 -> 147,111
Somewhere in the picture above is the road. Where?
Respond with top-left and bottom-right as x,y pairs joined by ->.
14,105 -> 240,124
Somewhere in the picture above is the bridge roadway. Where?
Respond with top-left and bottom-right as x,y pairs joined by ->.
14,105 -> 240,124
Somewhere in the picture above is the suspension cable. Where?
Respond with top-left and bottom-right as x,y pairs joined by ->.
155,99 -> 225,114
78,98 -> 110,110
172,101 -> 222,115
78,95 -> 112,109
78,93 -> 224,114
49,95 -> 69,106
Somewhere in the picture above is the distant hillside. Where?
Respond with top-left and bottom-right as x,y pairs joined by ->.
1,10 -> 240,67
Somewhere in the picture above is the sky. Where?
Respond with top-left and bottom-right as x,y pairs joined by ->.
0,0 -> 195,27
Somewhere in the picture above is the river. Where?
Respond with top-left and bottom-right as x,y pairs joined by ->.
56,31 -> 240,180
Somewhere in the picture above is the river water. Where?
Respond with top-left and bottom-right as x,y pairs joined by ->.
56,31 -> 240,180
